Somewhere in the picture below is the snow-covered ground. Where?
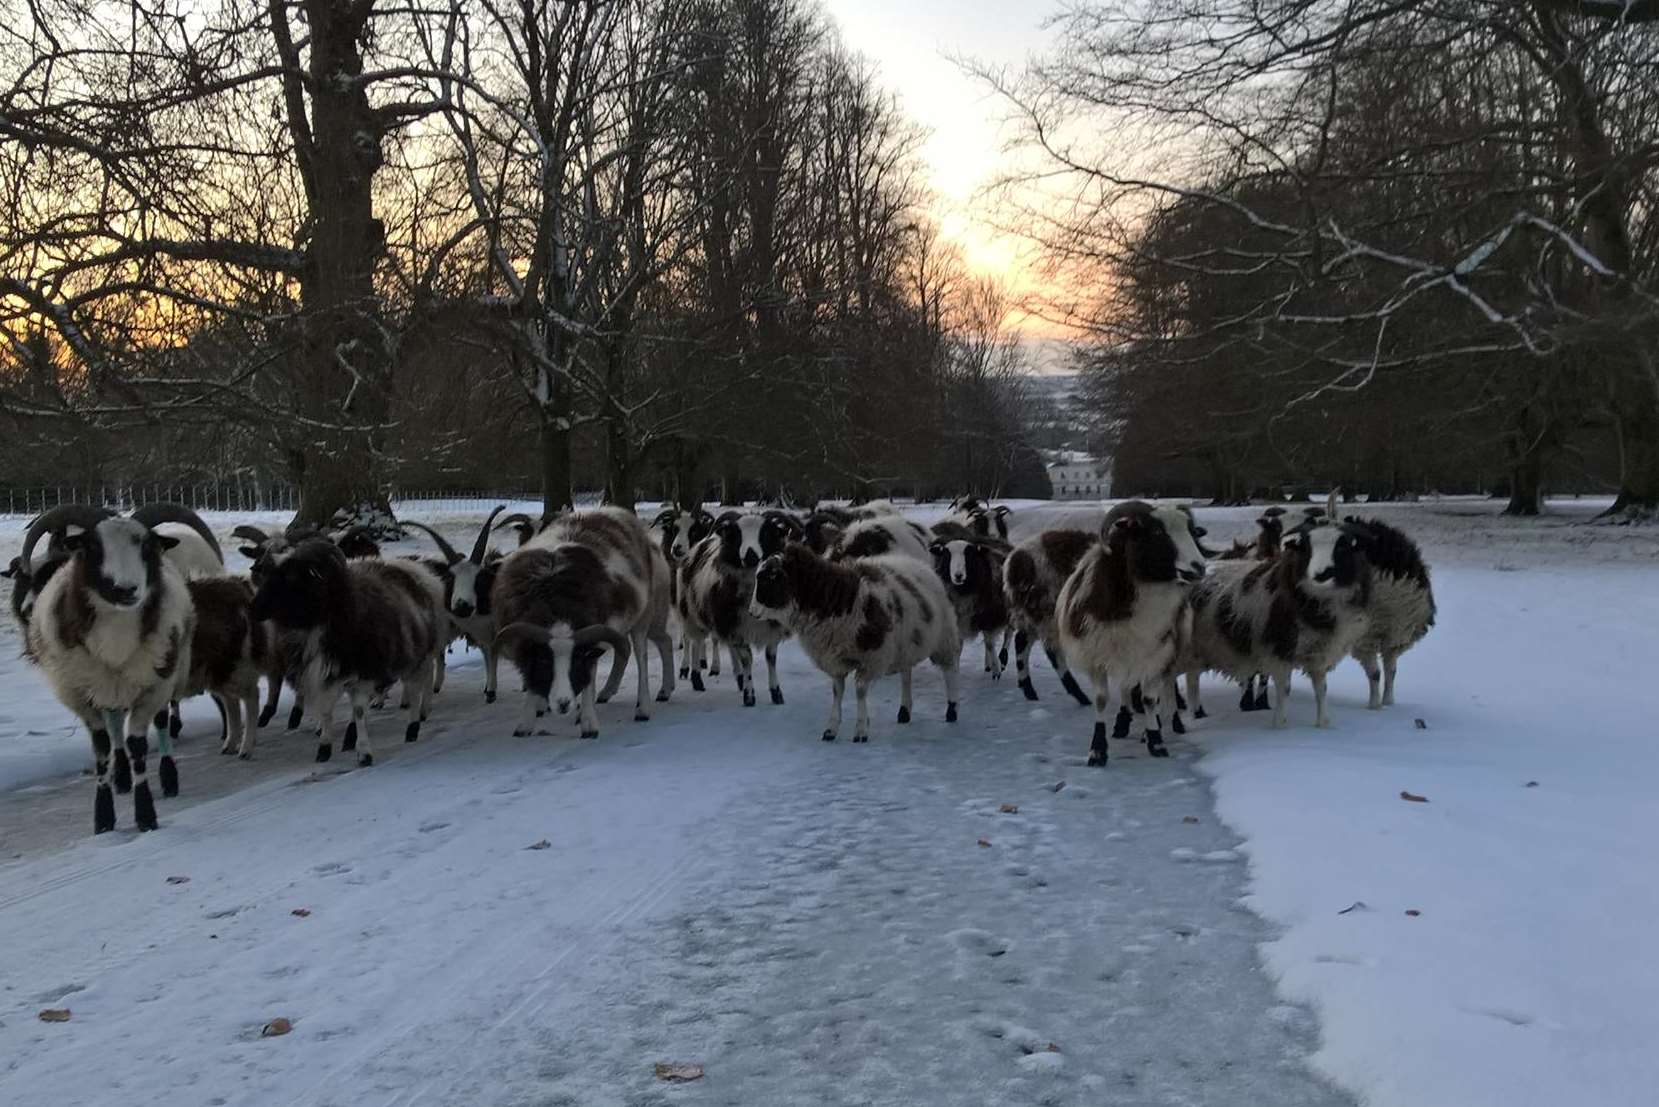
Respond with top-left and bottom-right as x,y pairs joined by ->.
0,497 -> 1654,1106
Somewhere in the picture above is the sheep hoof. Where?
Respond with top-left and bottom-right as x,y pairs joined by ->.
512,727 -> 531,737
946,702 -> 958,723
1175,690 -> 1188,712
1195,706 -> 1208,720
634,711 -> 650,722
1145,732 -> 1169,757
822,730 -> 837,742
853,733 -> 868,743
257,705 -> 277,727
405,721 -> 421,743
159,756 -> 179,798
580,730 -> 599,740
743,689 -> 757,707
770,688 -> 785,705
1088,721 -> 1108,766
238,752 -> 253,761
168,713 -> 183,739
113,751 -> 133,795
897,706 -> 911,724
341,722 -> 358,751
1019,678 -> 1038,702
656,690 -> 671,702
134,783 -> 158,831
485,690 -> 497,704
219,744 -> 236,756
94,786 -> 115,834
359,753 -> 374,767
1112,707 -> 1133,739
1254,691 -> 1272,711
286,706 -> 304,730
315,743 -> 333,763
1061,673 -> 1091,706
691,672 -> 706,692
999,647 -> 1009,665
1171,713 -> 1186,736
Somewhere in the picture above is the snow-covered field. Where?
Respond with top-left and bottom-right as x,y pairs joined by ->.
0,498 -> 1654,1106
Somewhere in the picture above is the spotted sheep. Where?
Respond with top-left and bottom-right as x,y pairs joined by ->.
402,506 -> 512,703
675,510 -> 802,705
1339,515 -> 1435,708
929,536 -> 1012,678
801,499 -> 900,554
1001,527 -> 1097,706
25,514 -> 197,833
828,514 -> 934,565
492,512 -> 540,548
1180,517 -> 1375,728
181,576 -> 278,759
1212,506 -> 1287,712
649,506 -> 718,682
944,497 -> 1012,541
1055,502 -> 1208,766
249,539 -> 448,766
749,544 -> 961,743
492,507 -> 675,739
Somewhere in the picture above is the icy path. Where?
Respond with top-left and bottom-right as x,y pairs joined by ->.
0,647 -> 1347,1107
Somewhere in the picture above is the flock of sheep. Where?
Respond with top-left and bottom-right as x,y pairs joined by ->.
3,492 -> 1435,835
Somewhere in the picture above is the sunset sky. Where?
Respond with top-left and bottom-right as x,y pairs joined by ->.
823,0 -> 1068,350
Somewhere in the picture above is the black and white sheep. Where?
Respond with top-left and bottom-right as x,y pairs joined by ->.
828,514 -> 933,564
1211,507 -> 1286,712
675,510 -> 801,704
1181,518 -> 1374,728
1001,527 -> 1097,705
1055,502 -> 1208,766
249,539 -> 448,765
25,514 -> 196,832
491,507 -> 673,738
929,537 -> 1012,678
650,506 -> 717,681
403,506 -> 510,703
943,497 -> 1012,541
749,543 -> 961,742
1339,516 -> 1435,708
179,576 -> 277,759
802,499 -> 898,554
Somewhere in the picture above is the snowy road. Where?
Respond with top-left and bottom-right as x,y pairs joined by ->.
0,641 -> 1345,1106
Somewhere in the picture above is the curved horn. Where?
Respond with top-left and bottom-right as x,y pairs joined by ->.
22,504 -> 115,569
401,521 -> 463,565
130,502 -> 223,562
572,624 -> 630,654
470,505 -> 507,564
492,622 -> 550,651
492,513 -> 537,545
230,524 -> 272,545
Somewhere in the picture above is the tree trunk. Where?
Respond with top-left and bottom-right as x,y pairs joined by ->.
1607,353 -> 1659,518
539,408 -> 573,518
1505,454 -> 1544,516
604,418 -> 636,510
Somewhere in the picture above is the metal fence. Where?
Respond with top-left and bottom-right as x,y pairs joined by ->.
0,484 -> 604,518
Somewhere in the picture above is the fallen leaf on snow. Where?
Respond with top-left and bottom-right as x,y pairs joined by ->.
1182,816 -> 1199,824
1414,718 -> 1427,730
654,1062 -> 704,1082
999,804 -> 1019,814
1050,781 -> 1066,793
1337,901 -> 1368,915
1526,781 -> 1539,788
38,1008 -> 71,1023
290,908 -> 311,917
977,838 -> 992,849
165,875 -> 190,885
1400,790 -> 1429,803
261,1018 -> 292,1038
1405,909 -> 1422,918
525,839 -> 551,851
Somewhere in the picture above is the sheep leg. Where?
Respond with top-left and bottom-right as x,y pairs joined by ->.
852,674 -> 872,743
1254,673 -> 1271,711
897,668 -> 913,724
431,654 -> 446,696
1186,671 -> 1205,720
126,687 -> 171,830
1166,675 -> 1187,736
983,636 -> 994,674
689,637 -> 706,692
632,629 -> 652,721
89,721 -> 116,834
1143,685 -> 1169,757
654,633 -> 675,702
707,638 -> 720,675
313,684 -> 342,762
765,643 -> 783,704
597,637 -> 631,704
822,675 -> 845,741
514,644 -> 553,736
1047,643 -> 1091,706
1382,651 -> 1400,706
350,691 -> 376,766
1312,669 -> 1332,728
259,672 -> 282,727
484,646 -> 500,704
169,700 -> 184,740
404,664 -> 434,749
147,695 -> 180,800
1087,677 -> 1111,767
942,656 -> 960,723
285,683 -> 305,729
217,696 -> 242,760
998,627 -> 1011,668
112,742 -> 133,794
1270,671 -> 1290,729
1357,651 -> 1383,709
1113,680 -> 1135,738
579,680 -> 600,739
678,632 -> 691,681
1014,630 -> 1038,700
1238,676 -> 1259,712
237,688 -> 260,760
736,643 -> 757,707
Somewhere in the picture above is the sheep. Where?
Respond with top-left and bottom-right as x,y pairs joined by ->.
929,537 -> 1012,678
944,497 -> 1012,541
827,514 -> 933,564
402,505 -> 511,703
26,514 -> 196,832
1001,527 -> 1097,705
649,506 -> 718,681
1180,517 -> 1374,728
1340,515 -> 1435,708
176,576 -> 277,759
493,512 -> 540,547
1055,501 -> 1208,766
131,502 -> 224,578
802,500 -> 898,553
491,507 -> 672,738
249,539 -> 447,766
675,509 -> 801,703
749,543 -> 961,742
1211,507 -> 1286,712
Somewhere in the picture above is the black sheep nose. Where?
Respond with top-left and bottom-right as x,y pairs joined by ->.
743,550 -> 760,568
452,601 -> 473,617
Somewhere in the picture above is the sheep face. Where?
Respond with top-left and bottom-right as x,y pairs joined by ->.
445,559 -> 496,619
931,539 -> 990,593
543,625 -> 610,715
249,539 -> 346,630
1105,504 -> 1207,584
716,511 -> 798,570
749,555 -> 794,621
1285,523 -> 1370,592
654,509 -> 714,563
63,517 -> 178,611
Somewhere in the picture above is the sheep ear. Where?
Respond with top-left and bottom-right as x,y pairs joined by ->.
929,541 -> 946,555
154,533 -> 180,550
238,545 -> 262,560
0,558 -> 20,579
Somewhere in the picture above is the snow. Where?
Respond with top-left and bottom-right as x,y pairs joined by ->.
1,496 -> 1656,1105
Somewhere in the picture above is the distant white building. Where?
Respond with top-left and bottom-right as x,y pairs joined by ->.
1048,453 -> 1112,500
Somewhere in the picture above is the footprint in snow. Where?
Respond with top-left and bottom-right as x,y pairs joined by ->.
947,928 -> 1010,958
311,861 -> 352,876
417,820 -> 451,833
1469,1007 -> 1535,1027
